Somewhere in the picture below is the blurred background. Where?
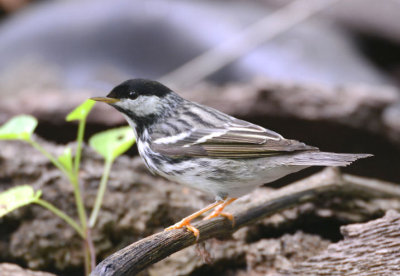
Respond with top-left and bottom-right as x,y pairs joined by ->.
1,0 -> 400,275
1,0 -> 400,90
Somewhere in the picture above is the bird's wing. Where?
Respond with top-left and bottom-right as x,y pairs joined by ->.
150,120 -> 317,158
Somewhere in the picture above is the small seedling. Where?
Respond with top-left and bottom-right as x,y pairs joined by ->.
88,126 -> 135,228
0,100 -> 135,275
0,185 -> 42,217
0,115 -> 37,140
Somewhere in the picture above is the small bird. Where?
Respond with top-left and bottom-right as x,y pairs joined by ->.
92,79 -> 371,239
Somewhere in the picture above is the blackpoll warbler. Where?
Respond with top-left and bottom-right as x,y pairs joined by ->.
92,79 -> 371,239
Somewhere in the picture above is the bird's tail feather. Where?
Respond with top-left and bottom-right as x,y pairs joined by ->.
287,152 -> 372,167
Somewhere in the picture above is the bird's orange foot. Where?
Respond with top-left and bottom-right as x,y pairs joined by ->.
165,218 -> 200,241
203,198 -> 237,227
203,211 -> 235,226
164,200 -> 231,242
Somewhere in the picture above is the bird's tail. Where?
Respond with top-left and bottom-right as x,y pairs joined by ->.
286,151 -> 372,167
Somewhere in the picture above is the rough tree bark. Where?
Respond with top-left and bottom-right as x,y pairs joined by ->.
283,209 -> 400,275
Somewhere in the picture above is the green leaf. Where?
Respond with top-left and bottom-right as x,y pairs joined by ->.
66,99 -> 95,122
58,147 -> 73,172
89,127 -> 135,162
0,185 -> 42,217
0,115 -> 38,141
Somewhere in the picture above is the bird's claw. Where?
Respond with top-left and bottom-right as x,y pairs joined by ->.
165,219 -> 200,241
203,211 -> 235,227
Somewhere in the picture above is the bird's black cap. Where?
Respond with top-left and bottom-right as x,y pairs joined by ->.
107,79 -> 172,100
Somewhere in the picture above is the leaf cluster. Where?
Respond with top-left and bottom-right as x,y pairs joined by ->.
0,99 -> 135,274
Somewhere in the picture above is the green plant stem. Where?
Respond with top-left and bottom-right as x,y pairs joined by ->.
34,198 -> 85,238
84,246 -> 91,276
71,119 -> 89,232
86,228 -> 97,270
74,119 -> 86,175
69,116 -> 95,275
29,139 -> 88,231
29,140 -> 69,176
83,230 -> 96,275
89,159 -> 113,228
69,173 -> 88,231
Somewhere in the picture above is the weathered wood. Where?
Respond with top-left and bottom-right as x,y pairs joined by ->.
284,210 -> 400,275
92,168 -> 400,276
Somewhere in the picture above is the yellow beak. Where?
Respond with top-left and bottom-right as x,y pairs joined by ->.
90,97 -> 120,104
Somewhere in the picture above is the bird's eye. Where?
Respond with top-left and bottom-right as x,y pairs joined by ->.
129,90 -> 138,100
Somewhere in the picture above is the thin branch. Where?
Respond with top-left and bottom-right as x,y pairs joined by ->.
159,0 -> 340,88
92,168 -> 400,276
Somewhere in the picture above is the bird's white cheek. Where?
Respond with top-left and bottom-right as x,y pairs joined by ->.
115,100 -> 138,112
117,96 -> 162,117
134,96 -> 162,116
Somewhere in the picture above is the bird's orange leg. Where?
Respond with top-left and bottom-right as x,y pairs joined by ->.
165,200 -> 224,240
203,198 -> 237,226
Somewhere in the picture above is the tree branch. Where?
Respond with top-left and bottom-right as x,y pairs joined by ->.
92,168 -> 400,276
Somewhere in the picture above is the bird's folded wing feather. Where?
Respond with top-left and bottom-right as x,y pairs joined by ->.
150,122 -> 318,158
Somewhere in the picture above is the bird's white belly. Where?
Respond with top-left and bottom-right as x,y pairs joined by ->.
154,156 -> 308,199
